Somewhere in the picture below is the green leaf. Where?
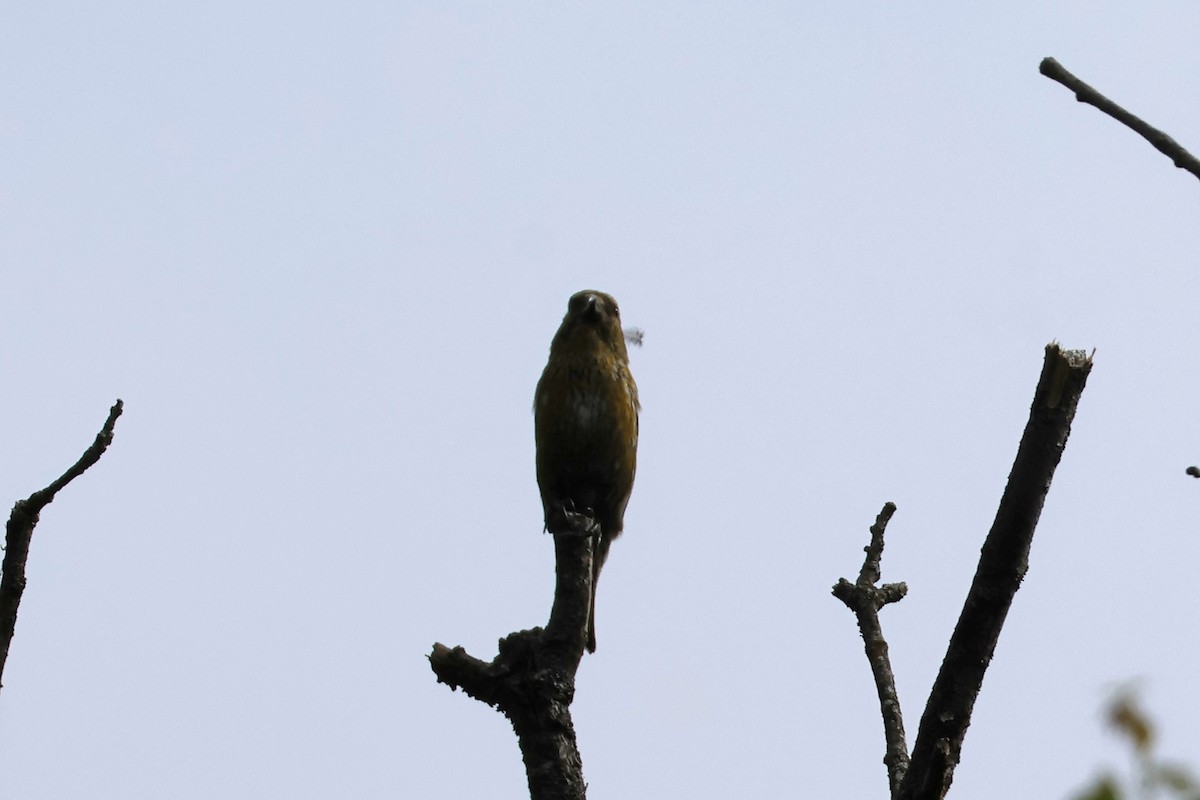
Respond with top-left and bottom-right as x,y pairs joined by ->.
1152,762 -> 1199,794
1108,692 -> 1154,754
1073,775 -> 1122,800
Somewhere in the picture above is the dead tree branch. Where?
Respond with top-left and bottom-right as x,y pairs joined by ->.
836,345 -> 1091,799
430,521 -> 595,800
0,399 -> 124,689
1039,57 -> 1200,183
833,501 -> 909,794
895,344 -> 1092,800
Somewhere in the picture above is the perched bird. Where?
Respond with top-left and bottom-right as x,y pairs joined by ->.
534,290 -> 640,653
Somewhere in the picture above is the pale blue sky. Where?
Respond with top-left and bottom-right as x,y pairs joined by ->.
2,3 -> 1199,798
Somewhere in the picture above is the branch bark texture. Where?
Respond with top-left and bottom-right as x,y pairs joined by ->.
897,345 -> 1092,800
1040,57 -> 1200,183
430,525 -> 595,800
833,501 -> 909,794
0,399 -> 124,689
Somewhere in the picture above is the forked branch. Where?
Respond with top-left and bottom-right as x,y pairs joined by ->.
430,521 -> 596,800
833,501 -> 910,792
838,345 -> 1092,799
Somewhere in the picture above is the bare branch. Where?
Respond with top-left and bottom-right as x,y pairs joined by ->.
1039,57 -> 1200,183
897,345 -> 1092,800
833,502 -> 910,794
0,400 -> 124,689
430,519 -> 595,800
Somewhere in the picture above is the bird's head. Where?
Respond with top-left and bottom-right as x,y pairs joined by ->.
549,290 -> 630,360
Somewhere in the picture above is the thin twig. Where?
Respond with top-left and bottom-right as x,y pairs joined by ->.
0,399 -> 124,689
833,502 -> 910,794
1040,57 -> 1200,183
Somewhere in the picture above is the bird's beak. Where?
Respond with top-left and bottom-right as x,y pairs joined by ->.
581,294 -> 600,320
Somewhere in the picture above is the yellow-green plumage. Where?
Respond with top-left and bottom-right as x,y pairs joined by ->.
534,290 -> 639,653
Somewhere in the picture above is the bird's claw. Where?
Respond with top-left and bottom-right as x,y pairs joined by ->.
558,502 -> 601,537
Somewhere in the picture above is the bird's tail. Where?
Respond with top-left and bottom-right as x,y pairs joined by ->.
586,535 -> 613,653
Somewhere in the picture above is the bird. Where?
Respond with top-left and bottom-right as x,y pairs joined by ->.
534,290 -> 640,653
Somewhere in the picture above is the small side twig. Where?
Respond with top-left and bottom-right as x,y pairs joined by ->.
1039,57 -> 1200,183
833,501 -> 910,794
0,399 -> 124,689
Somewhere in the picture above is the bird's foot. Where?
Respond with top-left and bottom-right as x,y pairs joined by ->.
555,502 -> 601,537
